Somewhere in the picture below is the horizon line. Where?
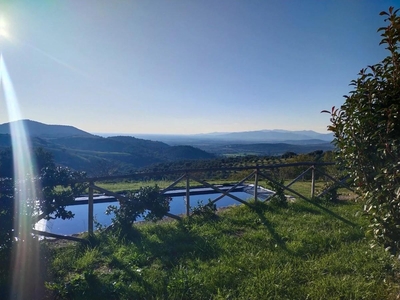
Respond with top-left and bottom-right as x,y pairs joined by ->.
92,129 -> 332,136
0,119 -> 330,136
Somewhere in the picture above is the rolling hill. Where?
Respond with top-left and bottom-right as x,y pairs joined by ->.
0,120 -> 215,175
0,119 -> 93,138
0,120 -> 334,175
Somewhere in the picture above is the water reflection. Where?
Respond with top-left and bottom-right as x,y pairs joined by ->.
39,192 -> 254,235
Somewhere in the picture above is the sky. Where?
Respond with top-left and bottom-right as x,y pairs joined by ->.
0,0 -> 398,135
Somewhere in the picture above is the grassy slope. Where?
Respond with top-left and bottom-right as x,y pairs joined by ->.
45,200 -> 399,299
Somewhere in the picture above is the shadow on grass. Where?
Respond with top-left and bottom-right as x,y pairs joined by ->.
301,198 -> 358,227
288,202 -> 324,215
261,196 -> 358,228
113,220 -> 221,269
246,199 -> 360,258
246,201 -> 298,256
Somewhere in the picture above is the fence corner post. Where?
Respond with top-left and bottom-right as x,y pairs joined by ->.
88,182 -> 94,235
254,166 -> 259,202
311,166 -> 315,199
185,173 -> 190,216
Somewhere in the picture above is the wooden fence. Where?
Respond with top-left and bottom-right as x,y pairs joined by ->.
34,161 -> 352,240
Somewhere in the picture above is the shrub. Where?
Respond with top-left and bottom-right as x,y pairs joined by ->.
191,199 -> 218,221
323,7 -> 400,254
106,185 -> 171,236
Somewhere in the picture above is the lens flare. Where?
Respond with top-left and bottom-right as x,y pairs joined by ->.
0,55 -> 42,299
0,17 -> 10,40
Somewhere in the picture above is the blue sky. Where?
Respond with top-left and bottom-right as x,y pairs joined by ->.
0,0 -> 398,134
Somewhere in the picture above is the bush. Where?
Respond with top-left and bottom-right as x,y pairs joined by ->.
106,185 -> 171,236
323,7 -> 400,254
267,179 -> 287,207
191,200 -> 218,221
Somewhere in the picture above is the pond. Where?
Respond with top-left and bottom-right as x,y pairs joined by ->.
36,191 -> 256,235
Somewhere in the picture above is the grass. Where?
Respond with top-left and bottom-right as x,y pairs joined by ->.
94,178 -> 332,196
95,179 -> 174,192
94,179 -> 256,193
43,199 -> 400,299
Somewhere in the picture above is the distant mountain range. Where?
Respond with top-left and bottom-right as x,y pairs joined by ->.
0,120 -> 215,175
196,129 -> 333,142
126,129 -> 333,145
0,120 -> 334,175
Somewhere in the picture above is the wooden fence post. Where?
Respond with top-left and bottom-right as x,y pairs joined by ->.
88,182 -> 94,235
254,167 -> 259,201
311,166 -> 315,199
186,174 -> 190,216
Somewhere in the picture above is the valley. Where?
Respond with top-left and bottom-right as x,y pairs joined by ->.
0,119 -> 334,175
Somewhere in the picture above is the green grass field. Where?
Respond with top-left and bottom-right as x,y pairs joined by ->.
44,199 -> 399,299
95,179 -> 330,196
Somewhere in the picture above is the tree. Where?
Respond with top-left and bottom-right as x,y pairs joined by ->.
0,147 -> 55,178
0,148 -> 87,253
0,148 -> 13,178
323,7 -> 400,254
0,148 -> 87,298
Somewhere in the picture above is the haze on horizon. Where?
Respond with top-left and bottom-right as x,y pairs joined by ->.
0,0 -> 397,135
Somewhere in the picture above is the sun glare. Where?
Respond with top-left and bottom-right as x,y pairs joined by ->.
0,17 -> 10,39
1,54 -> 42,299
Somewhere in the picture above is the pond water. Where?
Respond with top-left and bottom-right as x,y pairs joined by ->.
36,192 -> 254,235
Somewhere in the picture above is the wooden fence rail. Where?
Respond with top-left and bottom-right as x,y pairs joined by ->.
36,161 -> 350,240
